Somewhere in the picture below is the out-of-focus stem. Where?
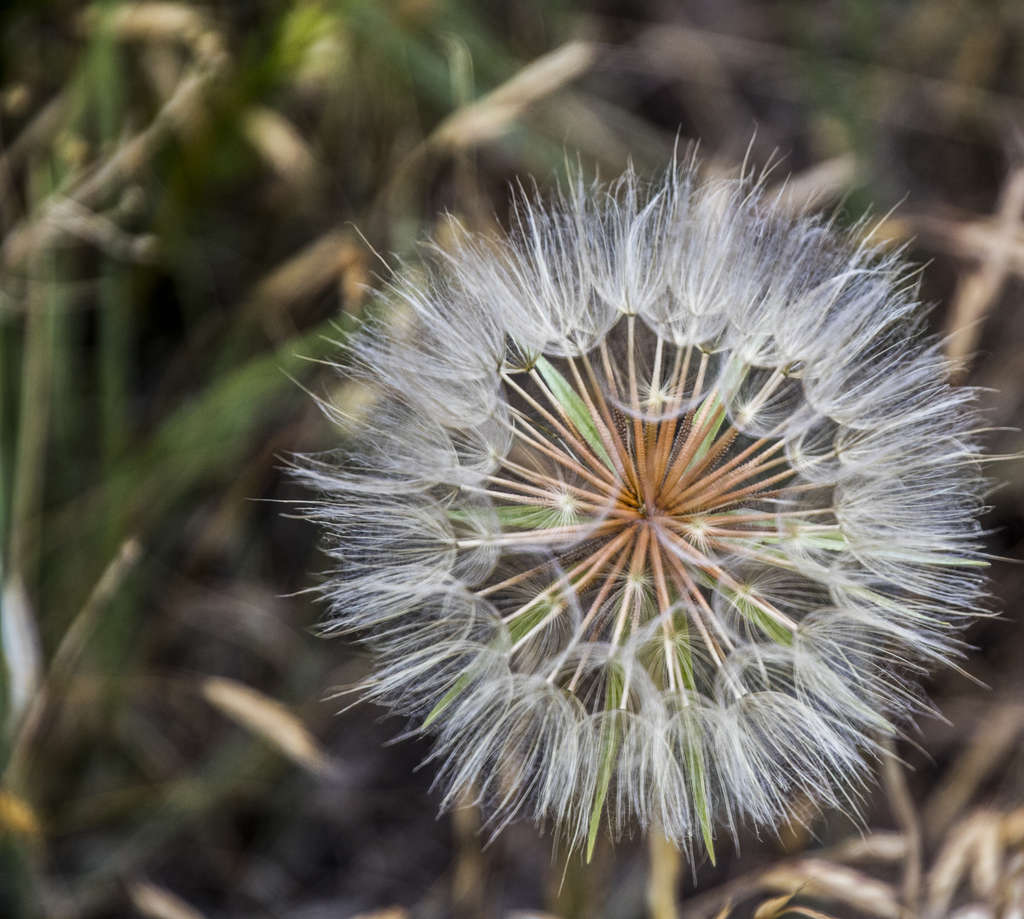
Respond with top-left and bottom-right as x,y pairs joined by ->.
647,827 -> 681,919
882,738 -> 922,914
451,792 -> 485,919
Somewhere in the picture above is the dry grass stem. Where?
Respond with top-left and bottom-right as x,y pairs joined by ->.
943,165 -> 1024,373
200,676 -> 339,778
127,880 -> 208,919
648,828 -> 683,919
881,739 -> 923,912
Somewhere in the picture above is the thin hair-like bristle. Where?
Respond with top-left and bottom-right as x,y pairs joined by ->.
295,155 -> 990,860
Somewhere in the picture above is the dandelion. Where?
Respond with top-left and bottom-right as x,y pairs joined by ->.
297,157 -> 989,861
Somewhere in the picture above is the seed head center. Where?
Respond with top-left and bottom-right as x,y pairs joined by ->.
480,337 -> 805,668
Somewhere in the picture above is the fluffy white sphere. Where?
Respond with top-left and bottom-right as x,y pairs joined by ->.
297,160 -> 988,860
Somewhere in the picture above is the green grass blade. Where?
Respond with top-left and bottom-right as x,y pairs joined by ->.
535,356 -> 614,470
688,395 -> 727,467
449,505 -> 584,530
674,628 -> 696,692
507,598 -> 560,643
730,590 -> 793,646
422,672 -> 471,729
586,667 -> 623,862
685,725 -> 715,864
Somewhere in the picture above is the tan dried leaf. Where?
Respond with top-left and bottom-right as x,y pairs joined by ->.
242,106 -> 319,187
0,790 -> 41,838
928,812 -> 996,916
712,901 -> 734,919
128,880 -> 207,919
754,891 -> 798,919
761,860 -> 902,919
201,677 -> 337,777
1,575 -> 42,726
431,41 -> 595,149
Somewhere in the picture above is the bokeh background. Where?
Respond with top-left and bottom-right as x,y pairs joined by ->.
1,1 -> 1023,917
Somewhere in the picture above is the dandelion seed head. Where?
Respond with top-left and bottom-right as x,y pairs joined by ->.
297,156 -> 990,860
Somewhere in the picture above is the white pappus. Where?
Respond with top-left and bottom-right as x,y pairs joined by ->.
294,156 -> 990,862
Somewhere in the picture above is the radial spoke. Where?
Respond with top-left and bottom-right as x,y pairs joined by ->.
471,486 -> 634,522
663,437 -> 784,507
658,397 -> 728,497
652,343 -> 692,480
479,557 -> 564,597
690,350 -> 711,406
703,537 -> 800,572
492,455 -> 626,510
675,426 -> 739,489
693,465 -> 798,513
669,451 -> 792,512
591,344 -> 645,498
504,371 -> 619,488
648,533 -> 682,693
656,525 -> 799,633
577,350 -> 637,479
509,600 -> 567,654
626,316 -> 652,507
661,546 -> 726,664
500,526 -> 636,625
457,519 -> 622,550
598,338 -> 624,404
500,409 -> 620,495
661,545 -> 748,702
469,324 -> 815,699
565,353 -> 634,486
481,488 -> 570,508
555,528 -> 636,692
648,334 -> 665,414
659,539 -> 736,654
700,526 -> 793,539
575,534 -> 635,641
486,473 -> 588,503
704,507 -> 836,525
609,524 -> 651,648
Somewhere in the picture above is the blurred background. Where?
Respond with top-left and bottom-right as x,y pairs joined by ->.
1,1 -> 1023,917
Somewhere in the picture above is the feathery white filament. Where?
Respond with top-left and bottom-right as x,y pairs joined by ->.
297,159 -> 988,860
